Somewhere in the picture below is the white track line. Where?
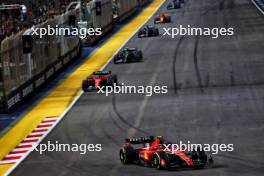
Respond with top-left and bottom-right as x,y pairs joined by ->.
0,161 -> 16,164
3,1 -> 165,175
23,137 -> 41,141
4,154 -> 24,158
11,148 -> 30,152
28,132 -> 46,136
34,127 -> 50,130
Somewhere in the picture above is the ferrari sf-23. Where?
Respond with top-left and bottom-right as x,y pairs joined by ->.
120,136 -> 213,170
82,71 -> 117,91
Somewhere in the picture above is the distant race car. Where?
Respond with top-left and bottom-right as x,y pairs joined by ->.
120,136 -> 213,170
154,13 -> 171,24
82,71 -> 117,91
114,47 -> 143,64
167,0 -> 183,10
138,25 -> 159,38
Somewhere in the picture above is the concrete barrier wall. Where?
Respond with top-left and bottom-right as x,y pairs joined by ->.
0,32 -> 26,95
114,0 -> 138,22
89,0 -> 113,29
86,0 -> 113,45
138,0 -> 150,6
0,0 -> 151,112
0,12 -> 80,112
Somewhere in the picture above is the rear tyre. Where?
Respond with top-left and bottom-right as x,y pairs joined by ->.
112,74 -> 118,85
138,31 -> 144,38
154,18 -> 158,24
120,146 -> 135,164
155,29 -> 159,36
82,80 -> 89,92
167,3 -> 172,10
167,16 -> 171,22
114,56 -> 120,64
139,51 -> 143,61
107,75 -> 118,86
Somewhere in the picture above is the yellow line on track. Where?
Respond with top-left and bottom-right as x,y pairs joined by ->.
0,0 -> 164,175
0,165 -> 12,176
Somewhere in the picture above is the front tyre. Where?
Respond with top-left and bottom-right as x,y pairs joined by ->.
192,149 -> 208,169
153,152 -> 169,170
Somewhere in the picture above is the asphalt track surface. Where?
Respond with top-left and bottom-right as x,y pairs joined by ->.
12,0 -> 264,175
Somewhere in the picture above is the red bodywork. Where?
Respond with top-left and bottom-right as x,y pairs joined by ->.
125,138 -> 194,166
156,13 -> 170,23
88,73 -> 111,88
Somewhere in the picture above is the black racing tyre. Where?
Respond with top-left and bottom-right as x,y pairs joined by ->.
139,51 -> 143,60
167,4 -> 172,10
208,155 -> 213,164
138,31 -> 144,38
106,77 -> 113,86
192,149 -> 207,169
154,18 -> 158,24
155,29 -> 159,36
114,56 -> 120,64
198,150 -> 207,162
98,78 -> 107,87
107,75 -> 118,86
167,16 -> 171,22
112,74 -> 118,84
194,163 -> 206,169
120,146 -> 135,164
153,152 -> 169,170
82,80 -> 89,91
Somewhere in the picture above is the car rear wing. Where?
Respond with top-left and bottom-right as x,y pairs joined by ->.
126,136 -> 154,144
93,71 -> 111,75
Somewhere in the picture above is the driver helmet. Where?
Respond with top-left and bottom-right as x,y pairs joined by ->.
156,136 -> 164,144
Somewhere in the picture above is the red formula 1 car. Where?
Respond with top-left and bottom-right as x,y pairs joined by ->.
82,71 -> 117,91
154,13 -> 171,24
120,136 -> 213,170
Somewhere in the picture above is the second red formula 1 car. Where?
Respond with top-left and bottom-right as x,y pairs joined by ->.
154,13 -> 171,24
120,136 -> 213,170
82,71 -> 117,91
